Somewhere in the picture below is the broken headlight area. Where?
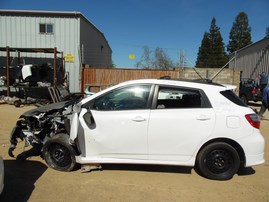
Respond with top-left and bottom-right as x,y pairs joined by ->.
8,100 -> 75,160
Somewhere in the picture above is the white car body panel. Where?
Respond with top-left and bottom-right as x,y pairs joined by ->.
148,108 -> 215,161
79,108 -> 150,159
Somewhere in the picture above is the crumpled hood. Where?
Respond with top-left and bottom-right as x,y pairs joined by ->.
21,100 -> 76,117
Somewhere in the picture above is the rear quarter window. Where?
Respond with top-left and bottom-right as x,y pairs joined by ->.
220,90 -> 247,107
154,86 -> 212,109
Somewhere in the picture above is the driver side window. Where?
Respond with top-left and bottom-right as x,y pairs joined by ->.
92,85 -> 151,111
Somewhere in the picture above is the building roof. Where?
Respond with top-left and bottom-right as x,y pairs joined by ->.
0,47 -> 62,54
230,37 -> 269,57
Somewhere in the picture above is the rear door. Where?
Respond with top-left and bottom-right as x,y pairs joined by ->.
148,85 -> 215,162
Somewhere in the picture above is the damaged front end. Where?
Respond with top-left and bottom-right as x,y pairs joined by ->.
9,100 -> 76,160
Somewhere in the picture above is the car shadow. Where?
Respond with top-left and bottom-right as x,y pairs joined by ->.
0,159 -> 47,202
87,164 -> 256,178
98,164 -> 192,174
237,167 -> 256,176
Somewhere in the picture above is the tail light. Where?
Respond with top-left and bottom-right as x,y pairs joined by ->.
251,87 -> 256,95
245,114 -> 260,129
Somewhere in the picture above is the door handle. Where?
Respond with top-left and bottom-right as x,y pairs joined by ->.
196,115 -> 211,121
132,116 -> 146,122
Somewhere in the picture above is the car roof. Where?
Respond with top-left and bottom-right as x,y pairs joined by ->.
80,78 -> 236,104
118,78 -> 228,89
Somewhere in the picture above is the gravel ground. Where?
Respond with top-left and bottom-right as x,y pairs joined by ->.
0,103 -> 268,202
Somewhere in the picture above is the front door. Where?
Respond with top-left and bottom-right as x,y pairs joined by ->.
79,84 -> 152,160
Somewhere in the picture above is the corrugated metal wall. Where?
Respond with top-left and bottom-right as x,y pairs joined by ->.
0,15 -> 78,56
80,18 -> 112,67
0,13 -> 81,92
229,38 -> 269,79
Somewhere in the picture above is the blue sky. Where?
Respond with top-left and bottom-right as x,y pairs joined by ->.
1,0 -> 269,68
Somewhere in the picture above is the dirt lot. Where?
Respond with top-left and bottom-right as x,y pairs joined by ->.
0,103 -> 268,202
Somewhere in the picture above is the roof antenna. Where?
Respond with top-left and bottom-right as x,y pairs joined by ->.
160,76 -> 171,79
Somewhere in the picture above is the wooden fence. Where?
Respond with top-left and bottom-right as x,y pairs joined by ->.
82,67 -> 179,92
81,66 -> 241,93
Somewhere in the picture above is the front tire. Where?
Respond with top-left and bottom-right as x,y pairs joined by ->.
43,134 -> 77,172
196,142 -> 240,180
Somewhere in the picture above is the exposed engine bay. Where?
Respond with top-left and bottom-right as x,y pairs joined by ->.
8,100 -> 77,160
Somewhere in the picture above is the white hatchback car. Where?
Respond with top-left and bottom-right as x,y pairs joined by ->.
9,79 -> 265,180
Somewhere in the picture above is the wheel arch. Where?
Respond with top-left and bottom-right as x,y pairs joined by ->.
43,133 -> 80,171
53,133 -> 81,155
196,138 -> 246,166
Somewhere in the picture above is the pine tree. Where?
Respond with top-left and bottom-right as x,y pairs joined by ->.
196,18 -> 228,68
227,12 -> 252,54
208,18 -> 228,68
196,32 -> 211,67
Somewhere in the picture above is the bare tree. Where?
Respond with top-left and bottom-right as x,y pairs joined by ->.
135,46 -> 152,69
136,46 -> 175,69
153,47 -> 174,70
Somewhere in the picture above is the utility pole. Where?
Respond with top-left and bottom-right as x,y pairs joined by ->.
179,49 -> 186,68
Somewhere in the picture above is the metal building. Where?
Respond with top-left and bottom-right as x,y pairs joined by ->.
0,9 -> 112,92
229,37 -> 269,80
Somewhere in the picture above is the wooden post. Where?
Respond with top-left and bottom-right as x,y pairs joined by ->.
81,64 -> 85,93
53,47 -> 57,87
6,46 -> 10,96
17,51 -> 21,64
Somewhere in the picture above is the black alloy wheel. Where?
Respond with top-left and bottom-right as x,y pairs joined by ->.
196,142 -> 240,180
43,134 -> 77,172
48,143 -> 72,168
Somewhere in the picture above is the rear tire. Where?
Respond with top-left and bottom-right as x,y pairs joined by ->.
196,142 -> 240,180
43,134 -> 77,172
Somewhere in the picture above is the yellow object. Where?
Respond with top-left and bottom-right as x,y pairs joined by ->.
65,54 -> 75,62
129,54 -> 135,60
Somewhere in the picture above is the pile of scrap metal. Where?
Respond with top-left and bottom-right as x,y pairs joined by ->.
0,95 -> 37,107
0,63 -> 65,87
0,63 -> 69,106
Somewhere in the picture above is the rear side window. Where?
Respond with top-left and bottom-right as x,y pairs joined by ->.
155,87 -> 207,109
220,90 -> 247,107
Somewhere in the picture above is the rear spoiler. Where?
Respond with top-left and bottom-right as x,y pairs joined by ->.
223,84 -> 237,92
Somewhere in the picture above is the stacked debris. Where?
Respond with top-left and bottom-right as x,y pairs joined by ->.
0,63 -> 67,105
0,95 -> 37,107
0,63 -> 65,87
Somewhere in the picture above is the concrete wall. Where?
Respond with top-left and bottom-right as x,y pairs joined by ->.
179,68 -> 241,93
